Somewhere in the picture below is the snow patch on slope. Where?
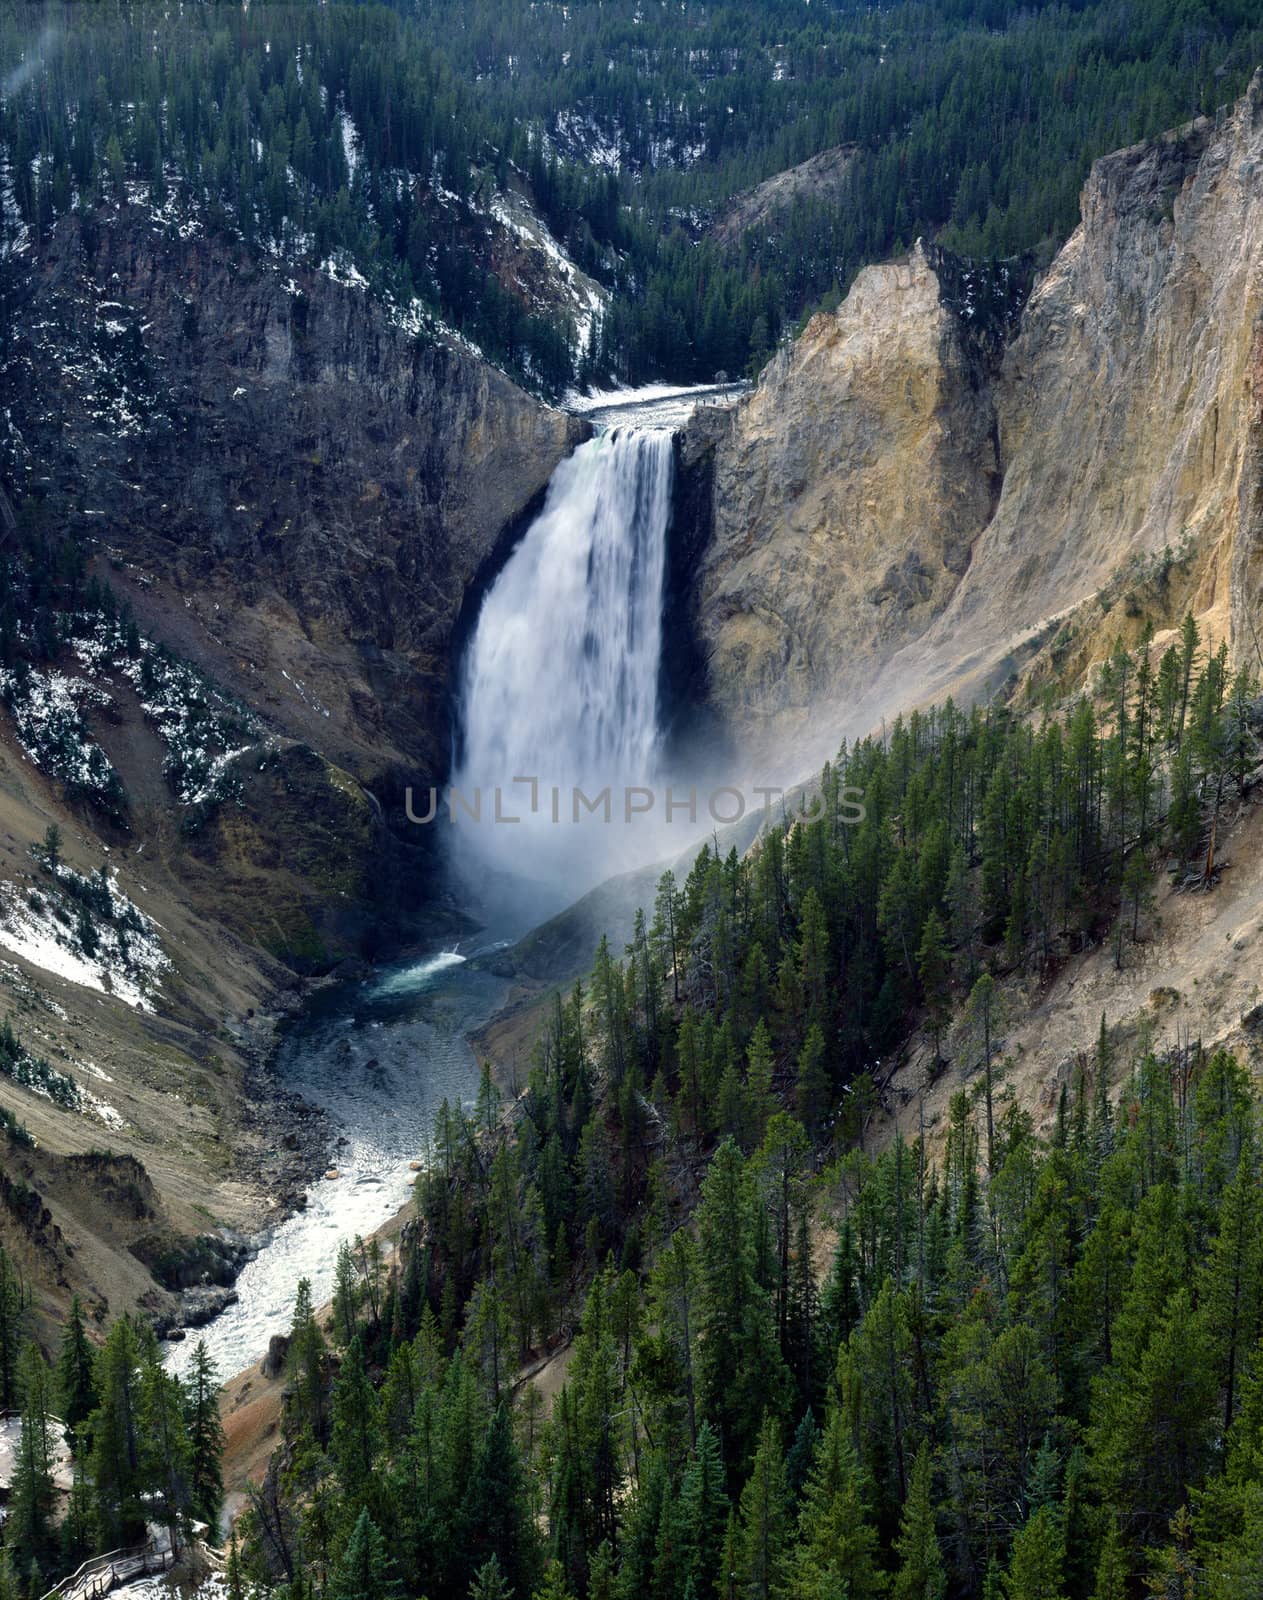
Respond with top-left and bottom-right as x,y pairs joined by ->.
0,866 -> 168,1013
489,189 -> 608,356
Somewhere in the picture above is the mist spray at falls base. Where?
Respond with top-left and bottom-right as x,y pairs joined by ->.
452,427 -> 706,918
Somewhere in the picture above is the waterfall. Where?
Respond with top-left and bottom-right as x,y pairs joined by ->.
452,427 -> 674,902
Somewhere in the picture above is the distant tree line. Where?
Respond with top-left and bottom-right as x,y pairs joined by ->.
1,0 -> 1261,390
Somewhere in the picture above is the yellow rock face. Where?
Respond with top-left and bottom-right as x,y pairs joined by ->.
692,74 -> 1263,775
699,243 -> 999,763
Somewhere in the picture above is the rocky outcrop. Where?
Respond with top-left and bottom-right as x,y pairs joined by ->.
685,74 -> 1263,771
934,103 -> 1242,695
711,145 -> 859,244
0,202 -> 586,1335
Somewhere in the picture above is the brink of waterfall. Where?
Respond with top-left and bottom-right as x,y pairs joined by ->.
452,427 -> 676,910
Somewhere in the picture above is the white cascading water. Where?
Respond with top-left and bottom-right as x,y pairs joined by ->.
452,427 -> 674,905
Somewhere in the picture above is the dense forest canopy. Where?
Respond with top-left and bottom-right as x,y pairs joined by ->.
1,0 -> 1261,390
4,600 -> 1263,1598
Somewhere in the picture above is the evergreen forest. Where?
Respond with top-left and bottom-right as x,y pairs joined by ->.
6,614 -> 1263,1598
2,0 -> 1262,389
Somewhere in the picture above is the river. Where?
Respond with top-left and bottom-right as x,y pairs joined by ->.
164,946 -> 507,1381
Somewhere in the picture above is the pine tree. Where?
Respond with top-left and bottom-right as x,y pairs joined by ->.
1090,1015 -> 1114,1170
183,1340 -> 225,1528
1176,611 -> 1200,749
893,1441 -> 946,1600
532,1560 -> 575,1600
641,1228 -> 700,1454
470,1555 -> 514,1600
39,824 -> 61,874
917,909 -> 951,1063
821,1222 -> 861,1349
465,1405 -> 540,1595
54,1452 -> 93,1578
676,1422 -> 729,1595
7,1342 -> 58,1569
1199,1150 -> 1262,1434
797,889 -> 830,1036
588,1542 -> 616,1600
332,1241 -> 363,1346
794,1023 -> 830,1136
0,1244 -> 23,1410
957,973 -> 1002,1174
331,1508 -> 400,1600
56,1296 -> 97,1447
89,1317 -> 145,1546
754,1113 -> 811,1360
787,1407 -> 885,1600
1003,1506 -> 1066,1600
744,1020 -> 777,1148
1168,743 -> 1201,862
736,1413 -> 790,1600
947,845 -> 979,985
330,1335 -> 381,1503
846,1277 -> 916,1524
786,1210 -> 821,1413
695,1140 -> 790,1471
225,1535 -> 247,1600
1089,1288 -> 1215,1549
1089,1515 -> 1128,1600
287,1276 -> 328,1442
139,1352 -> 195,1557
785,1411 -> 820,1504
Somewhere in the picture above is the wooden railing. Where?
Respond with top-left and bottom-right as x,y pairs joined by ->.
40,1542 -> 175,1600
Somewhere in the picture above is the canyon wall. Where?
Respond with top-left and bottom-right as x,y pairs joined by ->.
7,205 -> 584,780
0,205 -> 582,1330
687,74 -> 1263,769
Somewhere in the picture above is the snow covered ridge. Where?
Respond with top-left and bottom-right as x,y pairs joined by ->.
11,162 -> 594,397
488,188 -> 608,357
0,616 -> 260,814
0,858 -> 169,1017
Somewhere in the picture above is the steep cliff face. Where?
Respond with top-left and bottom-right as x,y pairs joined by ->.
0,203 -> 582,1333
5,203 -> 584,780
687,75 -> 1263,767
934,99 -> 1251,693
692,245 -> 1000,758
